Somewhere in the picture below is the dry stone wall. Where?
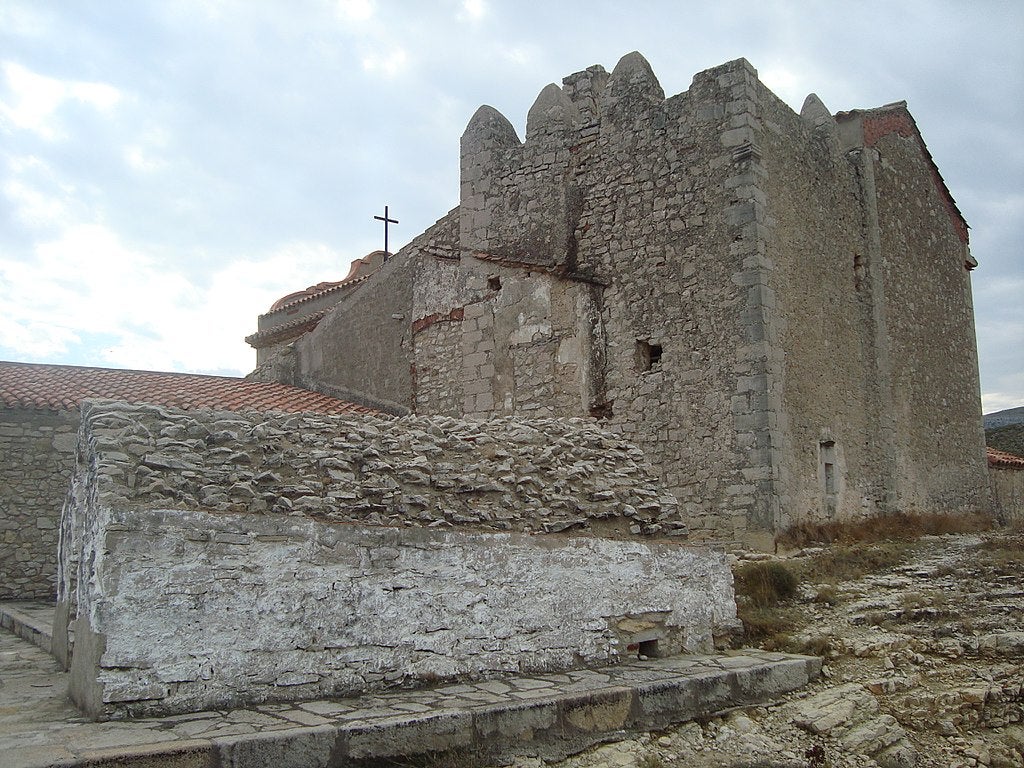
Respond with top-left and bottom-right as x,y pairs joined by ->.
0,407 -> 78,599
60,400 -> 685,536
59,400 -> 736,719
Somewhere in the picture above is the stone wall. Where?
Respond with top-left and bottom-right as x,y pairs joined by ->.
756,90 -> 885,529
254,211 -> 461,414
0,406 -> 78,599
59,401 -> 736,719
851,107 -> 990,516
990,466 -> 1024,523
256,53 -> 992,546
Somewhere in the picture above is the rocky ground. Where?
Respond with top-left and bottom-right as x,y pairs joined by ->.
507,527 -> 1024,768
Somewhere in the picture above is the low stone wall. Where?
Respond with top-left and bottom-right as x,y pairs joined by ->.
0,406 -> 78,599
65,399 -> 686,537
59,401 -> 737,719
990,466 -> 1023,523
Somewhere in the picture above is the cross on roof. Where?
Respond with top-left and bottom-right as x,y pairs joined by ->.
374,205 -> 399,259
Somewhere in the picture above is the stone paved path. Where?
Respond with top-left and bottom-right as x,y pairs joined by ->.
0,603 -> 820,768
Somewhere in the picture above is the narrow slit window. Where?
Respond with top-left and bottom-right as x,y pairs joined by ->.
820,440 -> 837,496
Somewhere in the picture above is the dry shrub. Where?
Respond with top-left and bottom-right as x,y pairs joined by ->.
735,561 -> 799,608
812,585 -> 840,605
737,607 -> 796,645
798,635 -> 834,657
972,533 -> 1024,575
734,561 -> 800,647
351,749 -> 489,768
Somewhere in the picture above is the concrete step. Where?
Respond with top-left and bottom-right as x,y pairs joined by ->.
0,600 -> 55,655
0,624 -> 820,768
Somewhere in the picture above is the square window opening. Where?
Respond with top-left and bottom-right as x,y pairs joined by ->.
636,340 -> 662,372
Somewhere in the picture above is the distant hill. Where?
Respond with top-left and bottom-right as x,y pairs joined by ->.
984,406 -> 1024,430
986,423 -> 1024,458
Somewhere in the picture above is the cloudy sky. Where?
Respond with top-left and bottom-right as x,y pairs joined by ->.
1,1 -> 1021,412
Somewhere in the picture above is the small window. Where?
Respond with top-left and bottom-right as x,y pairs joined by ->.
636,340 -> 662,372
487,275 -> 502,291
820,441 -> 837,496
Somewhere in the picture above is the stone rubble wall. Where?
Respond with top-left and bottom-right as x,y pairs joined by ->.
990,466 -> 1024,523
863,112 -> 991,518
0,406 -> 79,599
59,400 -> 737,719
755,88 -> 887,528
63,400 -> 685,536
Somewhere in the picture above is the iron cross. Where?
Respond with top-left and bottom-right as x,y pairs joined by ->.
374,205 -> 399,258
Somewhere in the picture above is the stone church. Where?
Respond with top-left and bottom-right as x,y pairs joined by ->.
0,51 -> 996,726
250,53 -> 991,547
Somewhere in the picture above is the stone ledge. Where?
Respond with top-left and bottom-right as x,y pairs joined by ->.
0,601 -> 53,655
2,624 -> 820,768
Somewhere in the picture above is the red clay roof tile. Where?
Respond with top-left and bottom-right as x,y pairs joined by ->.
0,360 -> 377,415
987,447 -> 1024,469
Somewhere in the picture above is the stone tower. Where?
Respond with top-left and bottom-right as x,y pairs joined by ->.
251,54 -> 991,546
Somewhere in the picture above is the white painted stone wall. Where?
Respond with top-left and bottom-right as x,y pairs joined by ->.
69,507 -> 735,719
58,401 -> 737,719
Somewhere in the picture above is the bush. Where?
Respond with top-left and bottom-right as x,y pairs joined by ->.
735,561 -> 799,608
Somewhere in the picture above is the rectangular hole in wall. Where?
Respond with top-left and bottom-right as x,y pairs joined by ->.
637,638 -> 660,658
824,462 -> 836,495
820,440 -> 837,497
635,340 -> 662,372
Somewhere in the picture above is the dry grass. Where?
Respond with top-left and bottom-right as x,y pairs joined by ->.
351,749 -> 489,768
733,561 -> 800,646
798,539 -> 915,584
734,561 -> 799,608
970,532 -> 1024,575
775,511 -> 993,551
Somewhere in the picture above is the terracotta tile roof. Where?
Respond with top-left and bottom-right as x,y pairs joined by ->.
988,447 -> 1024,469
245,310 -> 328,348
265,250 -> 386,315
0,361 -> 377,415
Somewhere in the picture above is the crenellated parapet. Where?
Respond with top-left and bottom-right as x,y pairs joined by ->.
457,53 -> 763,275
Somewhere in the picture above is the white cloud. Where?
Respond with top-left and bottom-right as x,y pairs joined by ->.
336,0 -> 374,22
983,384 -> 1024,414
361,48 -> 409,78
124,127 -> 171,173
498,44 -> 539,67
2,154 -> 88,232
0,62 -> 121,140
460,0 -> 486,21
0,220 -> 347,375
3,177 -> 70,229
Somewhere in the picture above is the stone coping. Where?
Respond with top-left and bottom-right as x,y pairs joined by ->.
1,605 -> 820,768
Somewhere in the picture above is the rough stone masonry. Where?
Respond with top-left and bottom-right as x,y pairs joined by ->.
252,53 -> 991,548
56,400 -> 737,720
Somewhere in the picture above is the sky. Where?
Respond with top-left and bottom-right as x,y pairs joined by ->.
1,1 -> 1021,413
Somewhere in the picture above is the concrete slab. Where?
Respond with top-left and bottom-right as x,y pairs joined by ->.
0,604 -> 821,768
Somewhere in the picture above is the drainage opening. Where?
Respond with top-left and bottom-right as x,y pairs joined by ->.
637,639 -> 660,658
